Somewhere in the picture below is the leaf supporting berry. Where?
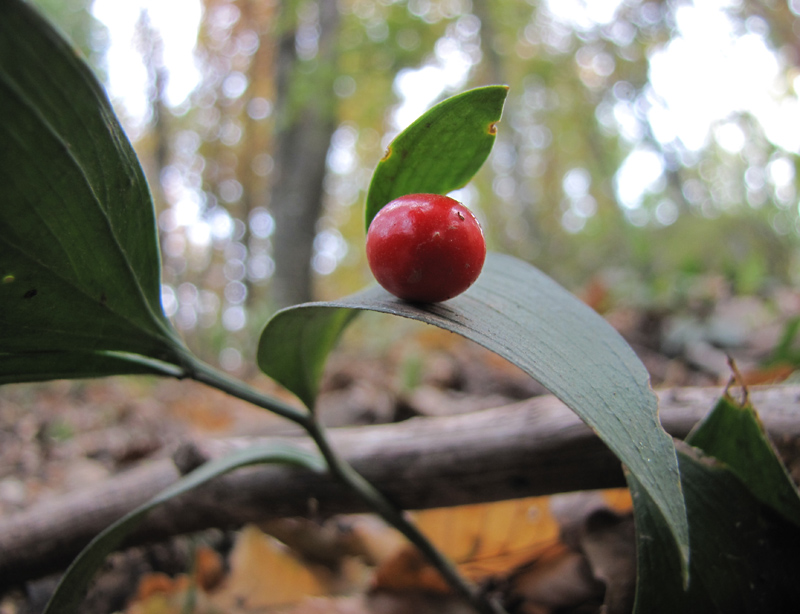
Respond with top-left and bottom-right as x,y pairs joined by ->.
257,252 -> 689,576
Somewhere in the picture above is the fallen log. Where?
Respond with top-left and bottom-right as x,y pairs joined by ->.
1,385 -> 798,589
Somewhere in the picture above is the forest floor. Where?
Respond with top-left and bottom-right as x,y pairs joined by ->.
1,280 -> 799,614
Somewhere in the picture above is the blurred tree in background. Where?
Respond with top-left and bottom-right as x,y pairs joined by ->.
32,0 -> 800,372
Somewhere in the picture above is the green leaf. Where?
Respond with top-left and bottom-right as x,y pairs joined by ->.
364,85 -> 508,230
686,390 -> 800,526
258,251 -> 689,572
631,443 -> 800,613
628,470 -> 695,614
767,316 -> 800,366
44,443 -> 325,614
0,0 -> 186,382
256,306 -> 360,411
0,351 -> 184,385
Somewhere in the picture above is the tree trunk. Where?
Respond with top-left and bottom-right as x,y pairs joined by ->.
270,0 -> 340,308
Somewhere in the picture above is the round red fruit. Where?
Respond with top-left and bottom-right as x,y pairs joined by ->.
366,193 -> 486,303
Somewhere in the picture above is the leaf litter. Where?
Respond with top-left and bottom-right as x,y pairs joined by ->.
1,282 -> 799,614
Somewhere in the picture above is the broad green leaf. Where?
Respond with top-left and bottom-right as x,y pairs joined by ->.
364,85 -> 508,230
0,0 -> 186,381
44,443 -> 325,614
686,391 -> 800,526
258,251 -> 689,572
631,443 -> 800,613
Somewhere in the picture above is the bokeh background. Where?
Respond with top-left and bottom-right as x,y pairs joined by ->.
32,0 -> 800,372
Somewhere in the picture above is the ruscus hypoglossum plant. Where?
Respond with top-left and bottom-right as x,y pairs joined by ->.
5,2 -> 800,613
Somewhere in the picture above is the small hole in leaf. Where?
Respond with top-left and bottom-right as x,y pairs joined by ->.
488,122 -> 498,135
23,288 -> 37,299
381,146 -> 392,161
2,275 -> 14,284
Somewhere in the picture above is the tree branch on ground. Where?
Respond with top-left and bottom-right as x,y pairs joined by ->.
1,385 -> 798,590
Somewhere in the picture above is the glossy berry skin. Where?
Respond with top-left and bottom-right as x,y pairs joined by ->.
366,194 -> 486,303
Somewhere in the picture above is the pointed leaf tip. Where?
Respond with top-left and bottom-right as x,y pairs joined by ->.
365,85 -> 509,230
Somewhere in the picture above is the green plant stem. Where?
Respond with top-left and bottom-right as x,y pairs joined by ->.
304,418 -> 507,614
184,356 -> 506,614
186,356 -> 308,424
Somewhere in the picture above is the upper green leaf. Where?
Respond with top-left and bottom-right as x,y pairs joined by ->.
258,252 -> 689,572
364,85 -> 508,230
0,0 -> 186,381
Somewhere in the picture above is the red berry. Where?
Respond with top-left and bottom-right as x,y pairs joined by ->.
366,194 -> 486,303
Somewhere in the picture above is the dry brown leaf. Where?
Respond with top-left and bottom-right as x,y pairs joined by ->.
372,547 -> 451,593
194,544 -> 225,591
739,363 -> 796,386
503,541 -> 603,613
135,572 -> 184,601
414,496 -> 562,579
211,524 -> 327,610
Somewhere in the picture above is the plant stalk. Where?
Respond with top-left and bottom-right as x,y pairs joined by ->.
303,417 -> 507,614
187,357 -> 309,425
185,356 -> 507,614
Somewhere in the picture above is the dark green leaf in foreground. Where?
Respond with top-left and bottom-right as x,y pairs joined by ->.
44,444 -> 325,614
686,390 -> 800,526
0,0 -> 186,382
364,85 -> 508,230
627,470 -> 695,614
258,251 -> 689,573
632,389 -> 800,612
631,443 -> 800,614
0,351 -> 184,385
